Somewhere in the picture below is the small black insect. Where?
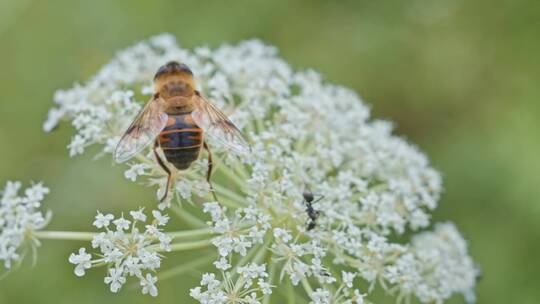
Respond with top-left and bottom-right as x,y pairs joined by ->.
302,189 -> 323,230
320,270 -> 331,277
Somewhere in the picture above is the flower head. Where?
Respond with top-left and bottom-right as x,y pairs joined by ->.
384,223 -> 479,303
0,181 -> 50,269
49,34 -> 478,303
69,208 -> 171,296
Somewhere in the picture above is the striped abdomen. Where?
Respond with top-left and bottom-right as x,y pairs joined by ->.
158,113 -> 202,170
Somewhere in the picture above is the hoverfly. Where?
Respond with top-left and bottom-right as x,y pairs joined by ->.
114,61 -> 250,202
302,189 -> 323,230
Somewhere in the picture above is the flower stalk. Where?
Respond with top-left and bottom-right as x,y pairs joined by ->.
154,239 -> 213,252
33,231 -> 96,241
33,227 -> 217,242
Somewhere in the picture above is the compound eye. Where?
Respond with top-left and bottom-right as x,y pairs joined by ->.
154,65 -> 169,80
178,63 -> 193,75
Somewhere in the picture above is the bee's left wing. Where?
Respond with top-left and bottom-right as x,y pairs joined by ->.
191,92 -> 251,155
114,95 -> 168,163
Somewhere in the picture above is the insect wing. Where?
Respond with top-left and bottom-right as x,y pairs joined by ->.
114,96 -> 168,163
191,93 -> 250,155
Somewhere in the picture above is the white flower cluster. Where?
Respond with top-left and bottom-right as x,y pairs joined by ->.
385,223 -> 479,303
203,202 -> 270,258
46,34 -> 478,303
0,181 -> 50,269
190,264 -> 273,303
69,208 -> 170,297
310,274 -> 366,304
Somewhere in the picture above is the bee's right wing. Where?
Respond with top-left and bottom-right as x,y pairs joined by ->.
191,92 -> 251,155
114,95 -> 168,163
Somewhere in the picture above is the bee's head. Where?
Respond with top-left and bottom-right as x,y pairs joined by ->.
154,61 -> 193,81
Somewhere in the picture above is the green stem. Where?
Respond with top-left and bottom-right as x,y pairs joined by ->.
232,162 -> 249,181
230,244 -> 262,281
168,239 -> 213,251
232,236 -> 272,294
171,205 -> 207,228
213,193 -> 245,209
252,236 -> 272,264
214,155 -> 248,189
34,228 -> 213,242
135,154 -> 154,165
128,251 -> 217,289
180,172 -> 245,208
286,278 -> 296,304
232,234 -> 272,278
301,277 -> 314,297
213,183 -> 248,205
153,239 -> 213,252
32,231 -> 96,241
263,261 -> 277,304
158,254 -> 216,281
167,227 -> 214,239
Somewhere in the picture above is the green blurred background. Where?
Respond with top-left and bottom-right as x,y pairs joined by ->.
0,0 -> 539,303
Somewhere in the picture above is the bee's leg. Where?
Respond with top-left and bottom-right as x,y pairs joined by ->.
153,140 -> 173,202
203,141 -> 219,202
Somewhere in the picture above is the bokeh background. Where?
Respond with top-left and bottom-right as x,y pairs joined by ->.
0,0 -> 539,303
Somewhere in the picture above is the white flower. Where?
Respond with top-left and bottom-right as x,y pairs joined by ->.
140,273 -> 158,297
176,180 -> 192,200
69,247 -> 92,276
237,263 -> 267,281
93,211 -> 114,228
24,183 -> 50,201
113,216 -> 131,231
213,257 -> 231,270
43,108 -> 65,132
350,290 -> 366,304
258,279 -> 273,295
342,271 -> 356,289
152,210 -> 169,226
311,288 -> 331,304
0,181 -> 50,269
105,267 -> 126,293
201,273 -> 218,287
49,34 -> 477,303
70,208 -> 171,297
124,163 -> 150,182
67,134 -> 86,157
130,208 -> 147,222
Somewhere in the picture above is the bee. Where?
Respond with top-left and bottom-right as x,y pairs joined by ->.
114,61 -> 250,202
302,189 -> 323,230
